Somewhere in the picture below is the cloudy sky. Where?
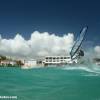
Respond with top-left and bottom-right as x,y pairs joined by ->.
0,32 -> 74,58
0,0 -> 100,58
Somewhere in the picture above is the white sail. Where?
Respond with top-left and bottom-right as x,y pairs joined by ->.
70,26 -> 88,59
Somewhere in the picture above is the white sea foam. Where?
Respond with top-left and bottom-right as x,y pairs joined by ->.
62,64 -> 100,75
83,73 -> 99,77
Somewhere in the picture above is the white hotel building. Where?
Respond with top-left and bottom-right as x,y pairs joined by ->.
43,56 -> 78,66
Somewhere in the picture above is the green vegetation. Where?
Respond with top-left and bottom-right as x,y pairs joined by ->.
0,55 -> 7,61
16,60 -> 24,66
0,55 -> 24,67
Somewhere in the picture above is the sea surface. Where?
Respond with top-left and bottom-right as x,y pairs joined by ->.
0,64 -> 100,100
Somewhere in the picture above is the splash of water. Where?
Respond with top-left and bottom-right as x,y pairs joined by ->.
62,63 -> 100,76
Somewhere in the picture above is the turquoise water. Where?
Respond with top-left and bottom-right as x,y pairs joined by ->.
0,65 -> 100,100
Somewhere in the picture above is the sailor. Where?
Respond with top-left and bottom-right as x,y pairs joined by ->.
78,49 -> 84,57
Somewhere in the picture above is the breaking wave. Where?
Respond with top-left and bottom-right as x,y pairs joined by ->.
62,64 -> 100,76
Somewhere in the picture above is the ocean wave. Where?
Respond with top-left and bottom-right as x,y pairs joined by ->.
62,64 -> 100,75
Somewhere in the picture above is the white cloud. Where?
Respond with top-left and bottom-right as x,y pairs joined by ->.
0,31 -> 74,59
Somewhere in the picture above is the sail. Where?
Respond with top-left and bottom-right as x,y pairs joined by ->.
70,26 -> 88,59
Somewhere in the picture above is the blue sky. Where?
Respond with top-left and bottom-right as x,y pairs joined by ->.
0,0 -> 100,46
